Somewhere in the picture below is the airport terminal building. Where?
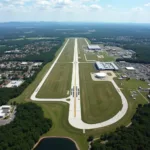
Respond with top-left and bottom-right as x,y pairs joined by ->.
95,61 -> 119,71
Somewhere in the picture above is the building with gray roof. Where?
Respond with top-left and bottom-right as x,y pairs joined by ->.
88,45 -> 101,50
95,62 -> 119,71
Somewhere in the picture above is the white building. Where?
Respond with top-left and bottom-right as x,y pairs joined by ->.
21,62 -> 28,65
95,72 -> 107,78
5,80 -> 24,88
126,67 -> 135,70
88,45 -> 101,50
0,105 -> 12,119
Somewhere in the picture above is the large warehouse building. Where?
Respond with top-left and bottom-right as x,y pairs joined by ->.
88,45 -> 101,50
95,61 -> 119,71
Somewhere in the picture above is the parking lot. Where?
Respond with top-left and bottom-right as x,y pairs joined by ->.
116,62 -> 150,83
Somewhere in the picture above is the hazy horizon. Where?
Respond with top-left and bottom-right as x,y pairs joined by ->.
0,0 -> 150,23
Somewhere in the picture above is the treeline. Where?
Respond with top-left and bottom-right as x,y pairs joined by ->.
91,104 -> 150,150
116,58 -> 150,64
0,103 -> 52,150
0,41 -> 63,105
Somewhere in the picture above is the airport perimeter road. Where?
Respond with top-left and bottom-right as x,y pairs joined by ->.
30,39 -> 70,103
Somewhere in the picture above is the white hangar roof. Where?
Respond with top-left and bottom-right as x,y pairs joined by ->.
88,45 -> 101,50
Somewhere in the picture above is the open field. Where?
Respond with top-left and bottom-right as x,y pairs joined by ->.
36,38 -> 74,98
37,63 -> 72,98
85,79 -> 148,137
114,78 -> 149,103
77,38 -> 86,62
79,63 -> 122,124
85,51 -> 115,62
115,79 -> 149,89
57,39 -> 74,62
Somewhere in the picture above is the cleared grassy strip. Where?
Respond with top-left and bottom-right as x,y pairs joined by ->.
58,39 -> 74,62
85,78 -> 148,137
37,63 -> 72,98
78,38 -> 86,62
79,63 -> 122,124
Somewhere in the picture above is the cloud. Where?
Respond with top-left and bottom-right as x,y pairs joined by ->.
144,3 -> 150,7
90,4 -> 102,10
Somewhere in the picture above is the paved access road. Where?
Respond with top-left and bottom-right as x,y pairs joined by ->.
31,38 -> 128,130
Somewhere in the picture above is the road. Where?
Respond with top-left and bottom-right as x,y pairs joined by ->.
31,38 -> 128,130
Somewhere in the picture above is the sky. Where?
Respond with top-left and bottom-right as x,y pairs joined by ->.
0,0 -> 150,23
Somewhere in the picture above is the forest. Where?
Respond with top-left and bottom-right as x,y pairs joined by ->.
0,103 -> 52,150
91,104 -> 150,150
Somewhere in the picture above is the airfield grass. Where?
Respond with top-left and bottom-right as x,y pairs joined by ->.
37,38 -> 74,98
37,63 -> 72,98
85,51 -> 115,62
77,38 -> 86,62
57,39 -> 74,62
79,63 -> 122,124
8,38 -> 149,149
85,78 -> 148,137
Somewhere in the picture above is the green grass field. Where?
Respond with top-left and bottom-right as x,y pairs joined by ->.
37,63 -> 72,98
84,79 -> 148,137
78,38 -> 87,62
79,63 -> 122,124
37,38 -> 74,98
57,39 -> 74,62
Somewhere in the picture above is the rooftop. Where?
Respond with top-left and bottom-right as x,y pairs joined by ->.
88,45 -> 101,50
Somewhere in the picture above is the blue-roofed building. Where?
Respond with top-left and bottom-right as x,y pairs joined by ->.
95,62 -> 119,71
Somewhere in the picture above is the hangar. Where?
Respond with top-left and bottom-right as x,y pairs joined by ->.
88,45 -> 101,50
95,62 -> 119,71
